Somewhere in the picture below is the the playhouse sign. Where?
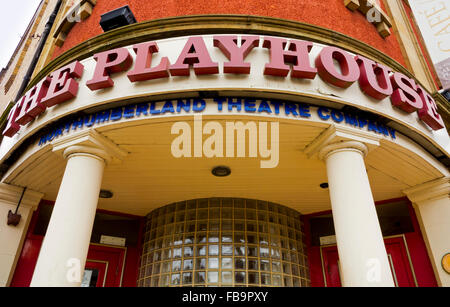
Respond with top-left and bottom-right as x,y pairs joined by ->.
3,35 -> 445,138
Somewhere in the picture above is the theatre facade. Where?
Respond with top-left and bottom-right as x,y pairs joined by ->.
0,0 -> 449,287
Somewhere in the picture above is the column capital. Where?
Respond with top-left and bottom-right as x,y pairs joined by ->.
318,140 -> 369,161
0,183 -> 44,210
304,125 -> 380,159
52,129 -> 127,164
403,177 -> 450,203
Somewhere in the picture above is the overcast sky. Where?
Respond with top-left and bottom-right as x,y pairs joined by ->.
0,0 -> 43,69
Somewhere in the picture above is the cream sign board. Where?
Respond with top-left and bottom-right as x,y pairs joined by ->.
0,34 -> 449,163
409,0 -> 450,90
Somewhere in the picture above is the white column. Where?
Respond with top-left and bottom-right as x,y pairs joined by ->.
30,130 -> 126,287
404,178 -> 450,287
319,141 -> 394,287
0,185 -> 43,287
30,146 -> 106,287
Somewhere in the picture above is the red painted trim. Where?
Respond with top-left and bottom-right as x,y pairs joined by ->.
301,215 -> 325,287
404,201 -> 438,286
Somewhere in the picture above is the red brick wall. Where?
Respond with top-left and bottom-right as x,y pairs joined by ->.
53,0 -> 406,66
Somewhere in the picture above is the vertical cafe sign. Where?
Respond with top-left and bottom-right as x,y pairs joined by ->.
409,0 -> 450,90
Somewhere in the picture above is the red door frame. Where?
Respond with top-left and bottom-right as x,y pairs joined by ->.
10,200 -> 145,287
321,236 -> 417,287
302,197 -> 438,287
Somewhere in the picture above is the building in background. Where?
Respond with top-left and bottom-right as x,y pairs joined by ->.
0,0 -> 449,287
408,0 -> 450,93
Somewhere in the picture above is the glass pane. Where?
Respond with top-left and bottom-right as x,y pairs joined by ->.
162,261 -> 170,273
173,248 -> 182,258
208,258 -> 219,269
195,272 -> 206,284
222,209 -> 232,219
209,245 -> 219,256
196,258 -> 206,270
234,221 -> 245,231
171,274 -> 180,285
197,245 -> 206,256
235,258 -> 246,270
248,259 -> 258,270
172,260 -> 181,272
222,257 -> 233,269
248,272 -> 259,285
260,259 -> 270,271
261,273 -> 271,285
196,233 -> 207,244
198,209 -> 208,220
222,245 -> 233,256
197,221 -> 207,231
222,221 -> 232,231
235,245 -> 246,256
235,271 -> 246,284
222,232 -> 233,242
183,272 -> 193,284
183,259 -> 193,270
222,271 -> 233,285
209,221 -> 219,231
184,246 -> 194,257
184,234 -> 194,245
272,261 -> 281,272
248,246 -> 258,257
260,247 -> 269,257
160,274 -> 169,286
235,233 -> 245,243
273,274 -> 282,286
210,208 -> 220,219
208,271 -> 218,283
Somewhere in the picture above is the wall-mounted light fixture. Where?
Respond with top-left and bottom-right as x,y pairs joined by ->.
7,187 -> 26,226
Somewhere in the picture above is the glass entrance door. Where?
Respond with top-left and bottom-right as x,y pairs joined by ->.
80,244 -> 126,287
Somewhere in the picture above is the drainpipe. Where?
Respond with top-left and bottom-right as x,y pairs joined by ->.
14,0 -> 63,102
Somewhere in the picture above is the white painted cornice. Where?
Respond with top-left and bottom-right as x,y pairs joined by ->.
52,129 -> 127,164
403,177 -> 450,203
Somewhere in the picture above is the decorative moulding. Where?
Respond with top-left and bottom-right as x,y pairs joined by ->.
0,183 -> 43,210
344,0 -> 393,38
304,125 -> 380,159
53,0 -> 97,47
52,129 -> 127,164
403,177 -> 450,203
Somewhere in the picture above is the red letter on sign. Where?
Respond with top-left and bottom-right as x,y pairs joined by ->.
86,48 -> 133,90
390,72 -> 423,113
3,104 -> 21,137
213,35 -> 259,74
262,37 -> 317,78
127,41 -> 170,82
315,46 -> 360,88
41,61 -> 84,107
417,85 -> 445,130
15,76 -> 51,125
169,37 -> 219,76
355,56 -> 393,100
